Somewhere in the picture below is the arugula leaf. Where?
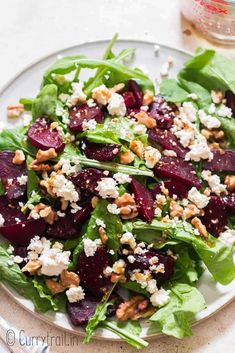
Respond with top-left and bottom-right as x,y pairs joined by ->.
0,127 -> 36,156
26,156 -> 40,198
172,246 -> 201,284
21,191 -> 41,213
32,84 -> 58,120
102,320 -> 148,349
19,97 -> 34,111
149,282 -> 206,339
160,79 -> 188,103
133,220 -> 235,285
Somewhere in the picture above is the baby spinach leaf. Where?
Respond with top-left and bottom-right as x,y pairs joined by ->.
121,281 -> 149,296
160,79 -> 188,103
32,84 -> 58,120
217,116 -> 235,147
178,79 -> 212,108
0,127 -> 36,156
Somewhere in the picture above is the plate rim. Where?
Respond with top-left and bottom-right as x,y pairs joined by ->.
0,38 -> 234,342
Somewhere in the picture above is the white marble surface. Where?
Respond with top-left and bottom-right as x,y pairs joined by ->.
0,0 -> 234,352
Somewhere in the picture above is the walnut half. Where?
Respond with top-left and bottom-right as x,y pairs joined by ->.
116,296 -> 155,321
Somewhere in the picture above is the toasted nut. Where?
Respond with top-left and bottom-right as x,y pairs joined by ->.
54,161 -> 62,171
169,200 -> 183,218
116,296 -> 155,321
130,140 -> 144,159
225,175 -> 235,191
202,128 -> 224,141
119,150 -> 135,164
135,111 -> 156,128
110,83 -> 125,94
22,260 -> 41,275
211,90 -> 223,104
60,270 -> 80,287
99,226 -> 108,244
7,104 -> 24,118
183,204 -> 202,220
115,193 -> 138,219
50,122 -> 59,130
60,198 -> 69,211
143,90 -> 154,106
39,206 -> 52,218
44,209 -> 57,225
40,180 -> 56,197
191,217 -> 208,238
201,129 -> 213,140
209,142 -> 224,152
36,148 -> 57,163
30,160 -> 53,172
12,150 -> 25,165
92,85 -> 112,105
91,196 -> 99,208
203,187 -> 211,197
46,279 -> 65,295
111,273 -> 127,283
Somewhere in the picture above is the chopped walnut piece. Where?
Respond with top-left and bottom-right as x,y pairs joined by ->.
183,204 -> 202,220
169,200 -> 183,218
7,104 -> 24,118
40,180 -> 56,197
12,150 -> 25,165
110,83 -> 125,94
92,85 -> 112,105
209,142 -> 224,152
115,193 -> 138,219
22,260 -> 41,275
36,148 -> 57,163
211,90 -> 223,104
60,270 -> 80,287
116,296 -> 155,321
119,150 -> 135,164
135,111 -> 156,128
191,217 -> 208,238
99,226 -> 108,244
225,175 -> 235,191
91,196 -> 99,208
60,198 -> 69,211
201,128 -> 224,141
30,160 -> 53,172
110,273 -> 127,283
143,90 -> 154,106
46,279 -> 65,295
130,140 -> 144,159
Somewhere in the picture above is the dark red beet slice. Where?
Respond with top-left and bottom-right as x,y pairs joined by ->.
122,91 -> 137,108
203,150 -> 235,172
13,246 -> 28,268
83,142 -> 119,162
77,246 -> 110,297
130,178 -> 154,223
47,203 -> 92,240
27,117 -> 65,152
154,157 -> 201,189
69,104 -> 104,133
201,196 -> 227,237
222,193 -> 235,213
127,250 -> 175,284
0,218 -> 46,246
0,197 -> 26,225
225,90 -> 235,117
127,80 -> 143,108
149,95 -> 175,129
0,151 -> 27,200
71,168 -> 103,194
148,128 -> 188,158
67,293 -> 122,326
152,180 -> 189,199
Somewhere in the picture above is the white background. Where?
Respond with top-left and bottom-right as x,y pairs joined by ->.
0,1 -> 234,352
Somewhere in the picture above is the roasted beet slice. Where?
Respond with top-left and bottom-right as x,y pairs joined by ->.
154,157 -> 201,189
222,193 -> 235,213
77,246 -> 110,297
13,246 -> 28,268
127,250 -> 175,284
152,180 -> 189,199
130,178 -> 154,223
0,197 -> 26,225
123,91 -> 137,109
69,104 -> 104,133
47,203 -> 92,239
0,218 -> 46,246
203,150 -> 235,172
201,196 -> 227,237
0,151 -> 27,200
27,117 -> 65,152
71,168 -> 103,194
83,142 -> 119,162
225,90 -> 235,117
148,128 -> 188,158
127,80 -> 143,108
149,95 -> 175,130
67,292 -> 122,326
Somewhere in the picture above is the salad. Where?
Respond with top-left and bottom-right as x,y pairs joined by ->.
0,35 -> 235,349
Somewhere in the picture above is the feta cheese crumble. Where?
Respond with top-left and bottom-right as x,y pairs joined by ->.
66,286 -> 85,303
133,124 -> 147,135
107,203 -> 120,214
107,93 -> 127,117
144,146 -> 161,168
83,238 -> 101,257
188,187 -> 210,209
66,82 -> 87,107
113,173 -> 131,184
185,135 -> 213,162
0,214 -> 5,227
150,288 -> 170,307
217,105 -> 233,118
120,232 -> 136,250
17,175 -> 28,186
96,218 -> 106,228
201,170 -> 227,196
52,174 -> 79,203
82,119 -> 97,131
219,229 -> 235,247
96,178 -> 119,199
198,110 -> 221,129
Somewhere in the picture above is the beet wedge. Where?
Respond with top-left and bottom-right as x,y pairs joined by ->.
154,156 -> 201,189
0,151 -> 27,200
148,128 -> 188,158
83,142 -> 119,162
71,168 -> 103,194
130,178 -> 154,223
149,94 -> 174,129
27,117 -> 65,152
69,104 -> 104,133
203,150 -> 235,172
222,193 -> 235,213
127,80 -> 143,108
152,180 -> 189,199
201,196 -> 227,237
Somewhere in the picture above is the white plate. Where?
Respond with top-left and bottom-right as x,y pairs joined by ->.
0,39 -> 234,341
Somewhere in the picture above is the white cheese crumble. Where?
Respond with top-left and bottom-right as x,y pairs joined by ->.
133,124 -> 147,135
179,102 -> 197,123
217,105 -> 233,118
150,288 -> 170,307
17,175 -> 28,186
113,173 -> 131,184
144,146 -> 161,168
66,286 -> 85,303
185,135 -> 213,162
52,174 -> 79,203
162,149 -> 177,157
219,229 -> 235,247
175,128 -> 195,148
146,279 -> 157,294
127,255 -> 135,264
83,238 -> 101,257
96,178 -> 119,199
208,103 -> 216,114
107,203 -> 120,215
13,255 -> 24,264
66,82 -> 87,107
96,218 -> 106,228
201,170 -> 227,196
59,158 -> 80,176
188,187 -> 210,209
120,232 -> 136,250
92,84 -> 111,105
0,214 -> 5,227
187,93 -> 198,101
107,93 -> 127,117
198,110 -> 221,129
7,245 -> 14,254
112,259 -> 126,274
82,119 -> 97,131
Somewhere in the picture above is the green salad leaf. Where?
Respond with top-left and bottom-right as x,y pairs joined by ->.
26,156 -> 40,198
0,127 -> 36,156
178,78 -> 212,108
160,79 -> 188,103
32,84 -> 58,120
